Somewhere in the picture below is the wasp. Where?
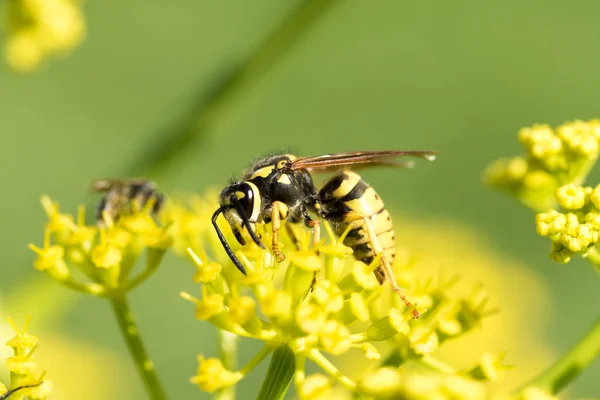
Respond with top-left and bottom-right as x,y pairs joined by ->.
90,178 -> 164,225
212,150 -> 437,318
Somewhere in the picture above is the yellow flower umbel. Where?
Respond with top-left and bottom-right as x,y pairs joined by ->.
28,191 -> 171,399
1,315 -> 52,400
176,193 -> 502,399
484,120 -> 600,211
4,0 -> 86,72
28,195 -> 172,296
485,119 -> 600,269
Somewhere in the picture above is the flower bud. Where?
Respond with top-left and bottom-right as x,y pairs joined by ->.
366,308 -> 410,341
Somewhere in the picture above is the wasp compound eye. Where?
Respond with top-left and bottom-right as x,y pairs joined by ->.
232,182 -> 256,221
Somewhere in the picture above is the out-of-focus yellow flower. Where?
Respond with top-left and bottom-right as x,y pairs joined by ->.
189,355 -> 243,393
1,315 -> 52,400
297,373 -> 332,400
4,0 -> 86,72
29,196 -> 172,296
484,120 -> 600,211
392,215 -> 555,393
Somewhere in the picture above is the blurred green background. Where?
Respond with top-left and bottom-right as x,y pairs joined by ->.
1,0 -> 599,398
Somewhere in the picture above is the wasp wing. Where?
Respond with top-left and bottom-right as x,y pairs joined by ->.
289,150 -> 438,171
89,178 -> 151,192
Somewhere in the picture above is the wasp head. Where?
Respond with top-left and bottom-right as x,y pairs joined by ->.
212,181 -> 265,275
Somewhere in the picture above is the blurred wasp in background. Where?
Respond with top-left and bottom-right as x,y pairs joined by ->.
213,150 -> 437,318
90,179 -> 164,225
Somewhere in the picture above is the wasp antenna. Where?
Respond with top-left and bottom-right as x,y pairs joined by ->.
231,197 -> 266,250
212,207 -> 248,275
419,151 -> 438,161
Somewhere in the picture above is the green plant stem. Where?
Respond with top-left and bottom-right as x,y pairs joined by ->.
256,345 -> 295,400
215,330 -> 238,400
239,345 -> 272,376
514,316 -> 600,396
110,295 -> 168,400
584,246 -> 600,272
123,0 -> 342,181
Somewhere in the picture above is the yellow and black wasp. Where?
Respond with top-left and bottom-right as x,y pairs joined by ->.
90,178 -> 164,225
212,150 -> 437,318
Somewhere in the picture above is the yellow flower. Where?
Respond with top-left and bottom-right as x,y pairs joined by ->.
4,0 -> 86,72
189,355 -> 242,393
555,184 -> 587,210
357,367 -> 402,398
91,243 -> 122,269
297,374 -> 332,400
30,195 -> 173,295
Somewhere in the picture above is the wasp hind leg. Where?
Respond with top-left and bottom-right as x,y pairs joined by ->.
271,201 -> 289,262
336,211 -> 419,319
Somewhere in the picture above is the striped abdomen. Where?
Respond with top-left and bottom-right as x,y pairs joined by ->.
318,171 -> 395,283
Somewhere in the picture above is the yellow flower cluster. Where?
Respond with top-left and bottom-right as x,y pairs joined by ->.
4,0 -> 86,72
535,183 -> 600,265
172,193 -> 503,399
484,120 -> 600,211
1,315 -> 52,400
28,195 -> 172,296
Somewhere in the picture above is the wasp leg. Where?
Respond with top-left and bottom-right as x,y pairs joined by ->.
302,210 -> 321,249
342,211 -> 419,319
271,201 -> 289,262
285,224 -> 303,250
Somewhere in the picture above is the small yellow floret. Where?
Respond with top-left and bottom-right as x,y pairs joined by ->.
91,243 -> 122,269
190,355 -> 242,393
357,367 -> 402,398
297,374 -> 332,400
318,320 -> 351,355
227,296 -> 256,326
195,294 -> 225,321
535,210 -> 566,236
555,184 -> 587,210
296,303 -> 327,334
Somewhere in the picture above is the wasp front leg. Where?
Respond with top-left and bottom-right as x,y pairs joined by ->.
271,201 -> 289,262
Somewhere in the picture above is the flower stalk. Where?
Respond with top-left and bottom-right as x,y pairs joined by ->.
215,330 -> 238,400
111,295 -> 168,400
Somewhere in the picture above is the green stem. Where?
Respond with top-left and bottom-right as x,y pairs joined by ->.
584,246 -> 600,272
256,345 -> 295,400
239,345 -> 272,376
514,316 -> 600,395
110,295 -> 168,400
308,349 -> 357,390
419,354 -> 457,374
215,330 -> 238,400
